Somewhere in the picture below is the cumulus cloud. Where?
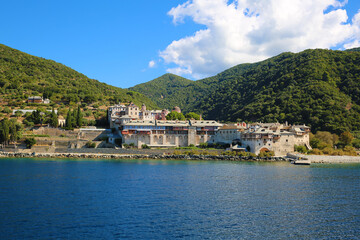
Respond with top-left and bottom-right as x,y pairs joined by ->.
160,0 -> 360,79
148,60 -> 156,68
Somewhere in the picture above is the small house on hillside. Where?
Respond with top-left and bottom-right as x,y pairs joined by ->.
27,96 -> 50,104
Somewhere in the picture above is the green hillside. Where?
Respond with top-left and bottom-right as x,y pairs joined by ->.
131,49 -> 360,133
0,44 -> 157,109
345,47 -> 360,52
130,73 -> 213,110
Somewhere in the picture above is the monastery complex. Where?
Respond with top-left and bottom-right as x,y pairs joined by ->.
108,103 -> 311,156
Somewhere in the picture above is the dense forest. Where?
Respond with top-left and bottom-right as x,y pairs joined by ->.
0,44 -> 157,109
131,49 -> 360,134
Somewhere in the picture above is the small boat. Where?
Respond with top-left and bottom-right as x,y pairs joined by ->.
291,157 -> 311,165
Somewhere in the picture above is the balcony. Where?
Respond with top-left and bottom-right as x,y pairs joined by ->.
138,130 -> 151,135
173,127 -> 188,131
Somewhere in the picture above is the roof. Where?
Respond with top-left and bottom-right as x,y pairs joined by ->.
123,120 -> 156,126
219,124 -> 245,130
119,115 -> 132,119
122,119 -> 222,127
128,102 -> 138,108
190,120 -> 223,127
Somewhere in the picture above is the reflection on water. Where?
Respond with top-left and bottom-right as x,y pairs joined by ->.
0,158 -> 359,239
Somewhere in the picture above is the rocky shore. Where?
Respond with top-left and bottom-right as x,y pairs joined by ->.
2,151 -> 360,163
291,153 -> 360,164
0,151 -> 288,162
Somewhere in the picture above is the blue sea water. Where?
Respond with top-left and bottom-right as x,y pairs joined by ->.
0,158 -> 359,239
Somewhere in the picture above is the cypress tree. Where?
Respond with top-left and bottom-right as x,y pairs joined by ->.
66,108 -> 73,129
50,108 -> 58,128
0,118 -> 10,145
76,105 -> 83,127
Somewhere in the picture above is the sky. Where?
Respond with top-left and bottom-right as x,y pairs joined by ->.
1,0 -> 360,88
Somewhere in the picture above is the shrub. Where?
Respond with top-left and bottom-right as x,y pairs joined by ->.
23,120 -> 34,127
184,150 -> 199,155
141,144 -> 150,149
352,138 -> 360,149
308,149 -> 323,155
221,150 -> 236,156
258,151 -> 275,158
173,150 -> 182,155
343,145 -> 357,156
199,143 -> 208,148
322,147 -> 334,155
24,138 -> 36,149
294,145 -> 307,153
331,149 -> 344,156
200,150 -> 210,155
339,131 -> 354,146
14,111 -> 23,118
3,107 -> 11,114
85,141 -> 96,148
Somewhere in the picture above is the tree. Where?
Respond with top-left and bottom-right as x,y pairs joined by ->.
339,131 -> 354,146
352,138 -> 360,149
3,107 -> 11,114
27,110 -> 41,124
166,112 -> 185,120
65,108 -> 74,129
14,111 -> 23,118
76,105 -> 83,127
0,118 -> 10,145
50,108 -> 58,128
24,138 -> 36,149
185,112 -> 200,120
315,131 -> 334,147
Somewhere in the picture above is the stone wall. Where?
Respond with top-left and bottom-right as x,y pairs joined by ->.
291,153 -> 360,163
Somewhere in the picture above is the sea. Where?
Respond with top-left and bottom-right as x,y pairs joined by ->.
0,158 -> 359,239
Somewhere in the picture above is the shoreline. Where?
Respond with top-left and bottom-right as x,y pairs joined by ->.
1,151 -> 360,163
0,151 -> 288,162
290,153 -> 360,164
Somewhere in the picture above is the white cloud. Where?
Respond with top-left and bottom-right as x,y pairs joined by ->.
148,60 -> 156,68
160,0 -> 360,79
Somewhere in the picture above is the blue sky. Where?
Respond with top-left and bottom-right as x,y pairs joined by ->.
1,0 -> 360,88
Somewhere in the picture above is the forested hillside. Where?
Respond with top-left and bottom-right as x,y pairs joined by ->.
131,49 -> 360,133
130,73 -> 215,110
0,44 -> 157,109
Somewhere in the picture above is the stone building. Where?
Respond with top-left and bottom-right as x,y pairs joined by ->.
240,123 -> 310,156
27,96 -> 42,103
108,103 -> 169,127
121,119 -> 222,148
216,122 -> 247,144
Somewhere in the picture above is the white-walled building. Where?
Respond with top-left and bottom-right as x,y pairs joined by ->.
240,123 -> 310,156
108,103 -> 169,128
121,119 -> 222,148
216,122 -> 247,144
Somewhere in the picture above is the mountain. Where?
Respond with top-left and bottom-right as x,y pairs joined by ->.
345,47 -> 360,52
131,49 -> 360,133
0,44 -> 157,109
130,73 -> 214,110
